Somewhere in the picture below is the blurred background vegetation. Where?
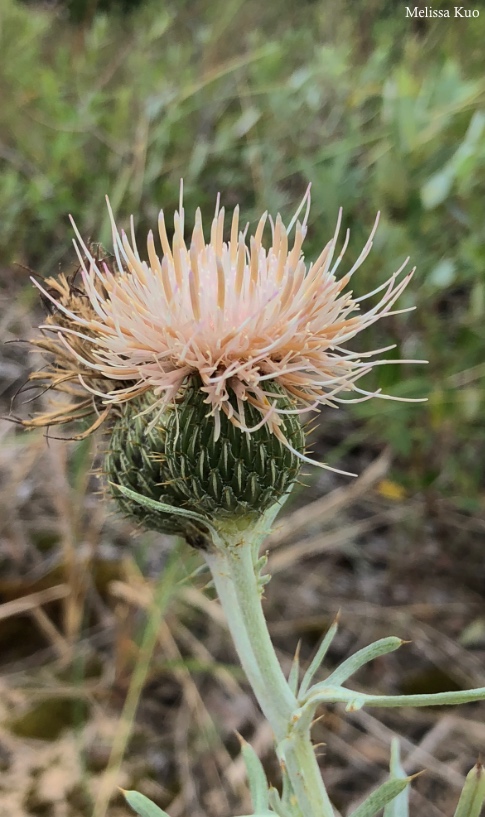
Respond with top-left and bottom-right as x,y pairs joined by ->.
1,1 -> 485,815
2,0 -> 485,505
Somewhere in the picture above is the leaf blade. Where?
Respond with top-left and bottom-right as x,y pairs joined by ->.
239,735 -> 270,813
349,778 -> 412,817
122,790 -> 171,817
454,762 -> 485,817
383,739 -> 409,817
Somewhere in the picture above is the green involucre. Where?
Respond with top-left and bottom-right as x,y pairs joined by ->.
105,376 -> 305,543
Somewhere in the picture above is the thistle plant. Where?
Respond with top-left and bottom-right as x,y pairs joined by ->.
23,185 -> 485,817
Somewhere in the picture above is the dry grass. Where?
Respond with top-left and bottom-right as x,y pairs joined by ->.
2,276 -> 485,817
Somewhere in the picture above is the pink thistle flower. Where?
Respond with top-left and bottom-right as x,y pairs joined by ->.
35,184 -> 424,472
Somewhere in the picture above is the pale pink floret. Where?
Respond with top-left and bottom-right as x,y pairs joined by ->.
37,185 -> 424,473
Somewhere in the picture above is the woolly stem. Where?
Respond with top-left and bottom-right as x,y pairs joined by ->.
205,527 -> 336,817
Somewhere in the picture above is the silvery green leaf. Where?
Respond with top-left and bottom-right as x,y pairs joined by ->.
349,777 -> 411,817
268,786 -> 295,817
319,637 -> 405,689
303,684 -> 485,713
299,614 -> 339,697
346,687 -> 485,709
240,737 -> 270,813
112,483 -> 220,538
453,762 -> 485,817
383,739 -> 409,817
288,641 -> 301,695
122,790 -> 170,817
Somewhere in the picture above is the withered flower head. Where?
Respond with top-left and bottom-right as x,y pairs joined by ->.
26,268 -> 116,434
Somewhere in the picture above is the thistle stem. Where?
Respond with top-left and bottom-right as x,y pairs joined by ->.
205,531 -> 335,817
205,539 -> 294,737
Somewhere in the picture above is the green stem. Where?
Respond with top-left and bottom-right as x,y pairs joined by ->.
204,529 -> 335,817
281,732 -> 336,817
205,538 -> 294,737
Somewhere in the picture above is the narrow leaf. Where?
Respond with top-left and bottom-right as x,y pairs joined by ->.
303,684 -> 485,713
348,687 -> 485,709
288,640 -> 301,695
122,790 -> 170,817
349,777 -> 412,817
322,637 -> 404,688
383,739 -> 409,817
299,613 -> 339,697
454,762 -> 485,817
112,484 -> 219,538
268,786 -> 294,817
239,735 -> 270,812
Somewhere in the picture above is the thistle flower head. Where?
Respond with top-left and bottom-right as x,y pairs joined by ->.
22,185 -> 425,542
31,184 -> 418,474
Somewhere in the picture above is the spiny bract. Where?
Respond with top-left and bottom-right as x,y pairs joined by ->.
106,376 -> 305,544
